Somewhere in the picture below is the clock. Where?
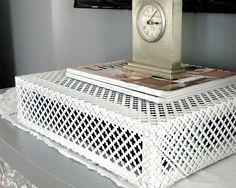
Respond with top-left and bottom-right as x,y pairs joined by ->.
125,0 -> 186,80
136,2 -> 166,42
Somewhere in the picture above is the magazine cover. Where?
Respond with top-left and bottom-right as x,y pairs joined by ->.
66,60 -> 236,101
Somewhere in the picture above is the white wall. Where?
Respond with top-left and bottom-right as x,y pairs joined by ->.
10,0 -> 131,75
50,0 -> 132,69
10,0 -> 236,76
10,0 -> 55,75
182,13 -> 236,71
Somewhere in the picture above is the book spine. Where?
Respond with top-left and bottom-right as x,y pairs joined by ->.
67,68 -> 165,98
66,72 -> 164,103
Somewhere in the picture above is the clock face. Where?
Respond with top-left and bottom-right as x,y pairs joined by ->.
137,3 -> 166,42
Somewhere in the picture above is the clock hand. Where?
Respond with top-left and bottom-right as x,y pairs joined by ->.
147,10 -> 157,25
150,21 -> 160,25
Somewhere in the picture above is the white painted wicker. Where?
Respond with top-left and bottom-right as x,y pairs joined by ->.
16,70 -> 236,188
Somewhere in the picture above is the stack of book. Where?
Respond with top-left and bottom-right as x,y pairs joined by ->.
66,60 -> 236,102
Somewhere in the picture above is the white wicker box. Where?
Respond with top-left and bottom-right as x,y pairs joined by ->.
16,70 -> 236,188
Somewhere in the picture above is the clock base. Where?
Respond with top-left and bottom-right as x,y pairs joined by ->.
124,62 -> 186,80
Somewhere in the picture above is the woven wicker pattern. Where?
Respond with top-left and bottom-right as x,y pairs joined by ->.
16,71 -> 236,188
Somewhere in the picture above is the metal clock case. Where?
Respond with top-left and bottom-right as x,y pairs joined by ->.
126,0 -> 185,80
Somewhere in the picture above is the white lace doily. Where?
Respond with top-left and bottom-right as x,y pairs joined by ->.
0,157 -> 37,188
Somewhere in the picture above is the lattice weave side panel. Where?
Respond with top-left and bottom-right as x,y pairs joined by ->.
152,100 -> 236,187
15,72 -> 236,188
16,78 -> 147,188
